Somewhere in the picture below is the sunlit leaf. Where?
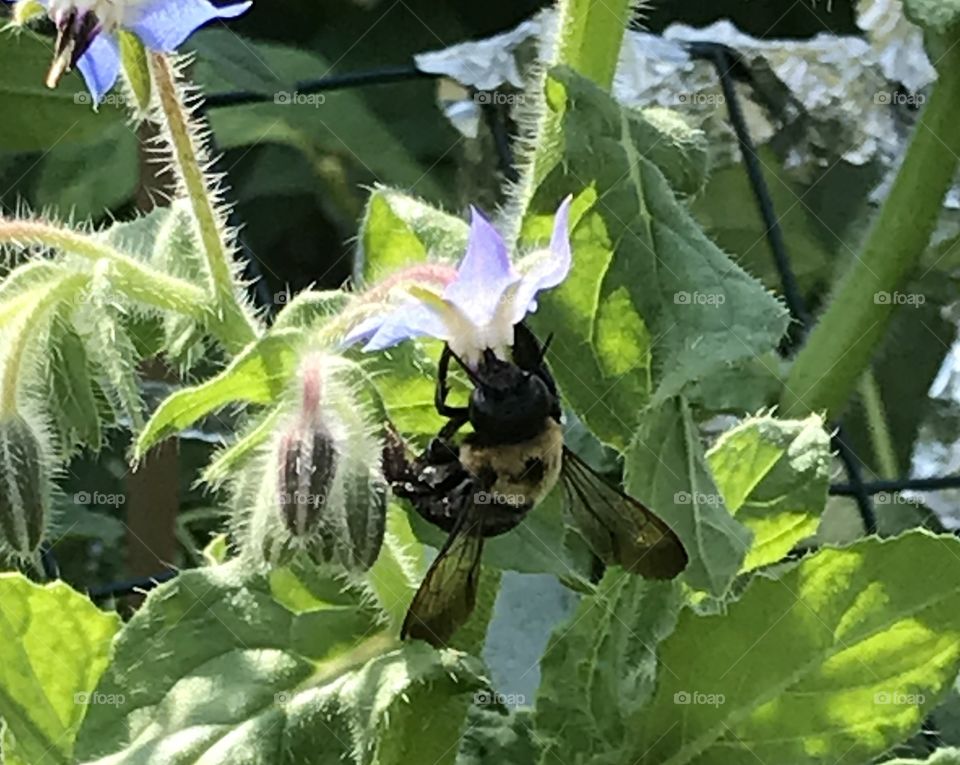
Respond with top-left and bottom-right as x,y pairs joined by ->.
707,413 -> 831,571
632,532 -> 960,765
135,329 -> 301,457
0,574 -> 120,765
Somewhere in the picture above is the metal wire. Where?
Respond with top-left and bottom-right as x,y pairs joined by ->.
689,42 -> 879,534
201,64 -> 438,110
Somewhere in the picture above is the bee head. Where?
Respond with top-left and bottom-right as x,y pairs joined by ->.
468,350 -> 554,443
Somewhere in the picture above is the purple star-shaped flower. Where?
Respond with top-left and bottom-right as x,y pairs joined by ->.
18,0 -> 250,103
344,196 -> 573,366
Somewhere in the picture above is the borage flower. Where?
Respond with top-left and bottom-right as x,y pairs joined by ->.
343,196 -> 572,366
12,0 -> 250,103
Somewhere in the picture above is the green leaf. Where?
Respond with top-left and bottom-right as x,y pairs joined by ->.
50,500 -> 124,545
191,31 -> 445,202
355,341 -> 455,441
903,0 -> 960,34
359,188 -> 468,282
118,30 -> 151,112
365,505 -> 424,629
523,67 -> 787,447
0,574 -> 120,765
202,532 -> 229,565
691,148 -> 837,298
150,201 -> 210,369
73,562 -> 487,764
101,206 -> 173,260
189,30 -> 286,93
535,572 -> 682,763
631,531 -> 960,765
0,262 -> 71,330
83,273 -> 145,432
46,313 -> 102,454
0,33 -> 125,151
202,406 -> 282,486
624,397 -> 752,597
273,289 -> 351,330
686,354 -> 784,415
626,106 -> 710,198
135,329 -> 300,457
707,413 -> 831,571
35,123 -> 139,220
457,707 -> 539,765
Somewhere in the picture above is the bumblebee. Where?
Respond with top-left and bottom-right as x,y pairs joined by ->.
383,324 -> 687,645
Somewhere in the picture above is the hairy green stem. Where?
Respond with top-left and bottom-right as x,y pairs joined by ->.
0,221 -> 210,319
858,370 -> 899,479
0,273 -> 89,416
782,46 -> 960,418
506,0 -> 633,242
149,53 -> 259,354
555,0 -> 633,89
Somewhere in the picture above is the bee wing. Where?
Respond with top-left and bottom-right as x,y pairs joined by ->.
401,507 -> 484,646
561,446 -> 687,579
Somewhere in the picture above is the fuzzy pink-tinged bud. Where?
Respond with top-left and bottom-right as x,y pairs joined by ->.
249,351 -> 386,571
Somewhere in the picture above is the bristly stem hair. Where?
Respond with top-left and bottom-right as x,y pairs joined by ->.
149,52 -> 260,355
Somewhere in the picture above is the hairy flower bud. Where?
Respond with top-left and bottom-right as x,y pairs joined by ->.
277,423 -> 338,539
0,413 -> 51,561
241,351 -> 386,572
340,458 -> 388,571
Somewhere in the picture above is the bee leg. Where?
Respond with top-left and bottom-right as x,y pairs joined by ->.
425,435 -> 460,464
435,344 -> 470,420
381,422 -> 416,484
438,412 -> 469,441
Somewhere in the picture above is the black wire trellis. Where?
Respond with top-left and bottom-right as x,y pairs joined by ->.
77,39 -> 958,602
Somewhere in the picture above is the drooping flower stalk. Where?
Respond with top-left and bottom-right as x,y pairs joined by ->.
149,52 -> 260,355
0,273 -> 90,417
0,219 -> 210,320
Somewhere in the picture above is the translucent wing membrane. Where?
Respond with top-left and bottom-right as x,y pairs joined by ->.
561,447 -> 687,578
401,509 -> 485,646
